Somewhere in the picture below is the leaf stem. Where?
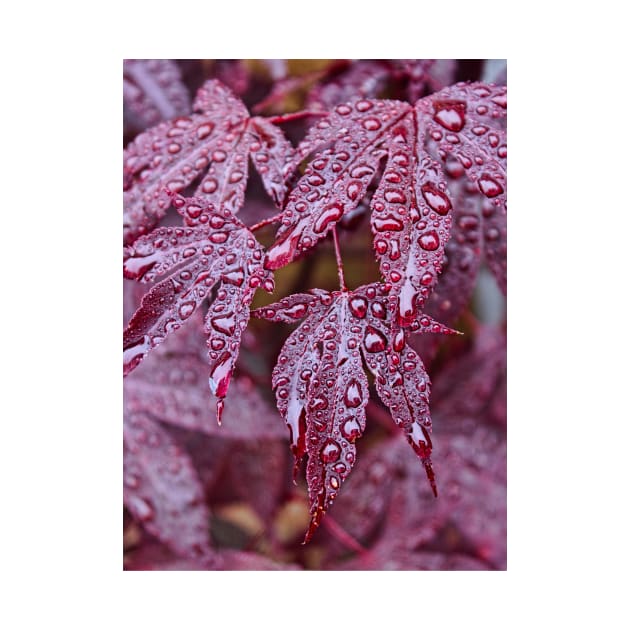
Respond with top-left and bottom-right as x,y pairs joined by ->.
249,212 -> 284,233
323,516 -> 370,556
332,227 -> 347,291
266,110 -> 329,125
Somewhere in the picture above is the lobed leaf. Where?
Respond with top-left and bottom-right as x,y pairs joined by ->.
253,283 -> 458,540
123,59 -> 191,131
123,79 -> 295,244
123,193 -> 274,417
123,412 -> 214,561
266,83 -> 507,324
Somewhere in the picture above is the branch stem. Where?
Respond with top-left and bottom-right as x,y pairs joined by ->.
332,227 -> 347,291
249,212 -> 284,233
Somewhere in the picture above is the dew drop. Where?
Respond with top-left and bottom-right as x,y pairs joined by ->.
421,183 -> 451,215
320,439 -> 341,463
128,496 -> 154,522
362,117 -> 381,131
371,302 -> 386,319
212,150 -> 227,162
210,313 -> 236,335
373,215 -> 403,232
344,379 -> 363,407
433,100 -> 466,132
208,352 -> 232,398
210,231 -> 228,244
477,174 -> 504,198
349,296 -> 368,318
222,269 -> 244,286
355,100 -> 373,112
197,123 -> 214,140
313,204 -> 343,233
178,301 -> 195,320
341,418 -> 361,442
336,104 -> 352,115
364,326 -> 387,352
418,230 -> 440,251
202,178 -> 218,193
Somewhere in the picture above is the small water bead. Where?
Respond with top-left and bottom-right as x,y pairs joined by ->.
222,270 -> 244,286
202,178 -> 218,193
320,439 -> 341,463
485,227 -> 500,241
308,174 -> 325,186
478,174 -> 504,198
364,326 -> 387,352
210,232 -> 228,244
362,117 -> 382,131
390,271 -> 402,283
178,301 -> 195,320
336,104 -> 352,116
433,100 -> 466,132
418,230 -> 440,251
356,100 -> 373,112
389,239 -> 400,260
344,380 -> 363,407
420,272 -> 433,286
350,164 -> 374,178
329,476 -> 340,490
210,313 -> 236,335
371,302 -> 386,319
128,496 -> 155,522
488,133 -> 500,148
384,189 -> 406,204
393,330 -> 405,352
229,171 -> 244,183
349,296 -> 368,318
346,182 -> 361,201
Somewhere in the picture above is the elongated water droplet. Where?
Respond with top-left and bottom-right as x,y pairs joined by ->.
208,351 -> 232,398
421,183 -> 451,215
265,230 -> 300,269
313,204 -> 343,233
373,215 -> 403,231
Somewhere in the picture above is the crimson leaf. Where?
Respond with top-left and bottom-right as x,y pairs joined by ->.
123,59 -> 191,131
123,79 -> 295,244
123,192 -> 273,419
265,82 -> 507,326
253,283 -> 458,540
123,412 -> 214,561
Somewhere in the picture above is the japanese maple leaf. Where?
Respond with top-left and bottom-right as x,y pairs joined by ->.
123,79 -> 295,244
253,283 -> 458,540
123,412 -> 215,562
123,59 -> 191,131
265,82 -> 507,326
123,191 -> 274,419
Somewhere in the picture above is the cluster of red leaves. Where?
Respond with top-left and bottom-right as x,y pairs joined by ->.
122,59 -> 506,570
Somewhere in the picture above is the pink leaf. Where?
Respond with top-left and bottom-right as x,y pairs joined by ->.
123,79 -> 295,244
123,413 -> 214,561
123,59 -> 191,130
253,283 -> 456,540
123,193 -> 273,415
265,83 -> 507,323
